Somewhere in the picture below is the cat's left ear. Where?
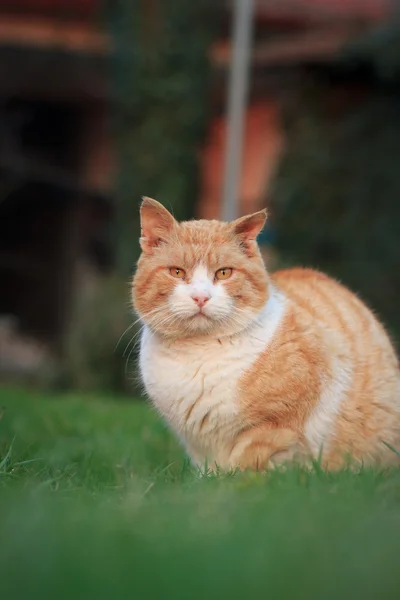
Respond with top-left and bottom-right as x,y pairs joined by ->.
232,209 -> 267,256
139,197 -> 177,254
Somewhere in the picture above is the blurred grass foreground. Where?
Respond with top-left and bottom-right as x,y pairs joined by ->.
1,386 -> 400,600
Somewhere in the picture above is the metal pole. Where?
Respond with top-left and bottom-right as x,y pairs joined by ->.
221,0 -> 254,222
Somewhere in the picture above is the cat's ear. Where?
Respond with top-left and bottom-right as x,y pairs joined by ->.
139,197 -> 176,254
232,209 -> 267,256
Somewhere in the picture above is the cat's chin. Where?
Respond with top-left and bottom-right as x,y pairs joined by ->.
189,312 -> 211,321
160,311 -> 254,340
186,312 -> 215,332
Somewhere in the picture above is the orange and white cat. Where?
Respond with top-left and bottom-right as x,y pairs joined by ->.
132,197 -> 400,471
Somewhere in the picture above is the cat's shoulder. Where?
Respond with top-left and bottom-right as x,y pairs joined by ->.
271,267 -> 333,286
271,267 -> 347,297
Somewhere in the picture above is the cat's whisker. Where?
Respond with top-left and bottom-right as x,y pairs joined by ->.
123,326 -> 146,358
115,321 -> 136,352
149,313 -> 181,334
125,336 -> 141,374
120,307 -> 170,358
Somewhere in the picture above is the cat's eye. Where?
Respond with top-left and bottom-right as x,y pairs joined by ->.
215,268 -> 232,281
169,267 -> 186,279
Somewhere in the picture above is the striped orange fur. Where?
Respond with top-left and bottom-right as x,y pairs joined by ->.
132,198 -> 400,471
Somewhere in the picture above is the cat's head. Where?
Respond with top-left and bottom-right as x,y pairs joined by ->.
132,197 -> 269,338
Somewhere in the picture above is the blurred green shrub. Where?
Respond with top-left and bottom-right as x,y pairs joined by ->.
61,276 -> 139,394
105,0 -> 217,276
270,23 -> 400,343
54,1 -> 217,392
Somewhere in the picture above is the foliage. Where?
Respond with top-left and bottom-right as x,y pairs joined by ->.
61,275 -> 138,393
1,386 -> 400,599
105,0 -> 217,276
270,22 -> 400,341
345,16 -> 400,82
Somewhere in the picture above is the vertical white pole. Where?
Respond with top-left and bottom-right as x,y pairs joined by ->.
221,0 -> 254,222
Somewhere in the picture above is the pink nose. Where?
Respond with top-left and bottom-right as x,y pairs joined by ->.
191,293 -> 210,308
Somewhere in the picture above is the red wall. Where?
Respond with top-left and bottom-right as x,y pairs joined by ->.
0,1 -> 98,16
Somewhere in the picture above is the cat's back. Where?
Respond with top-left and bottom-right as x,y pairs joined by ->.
272,267 -> 388,339
272,267 -> 360,316
271,266 -> 398,372
269,267 -> 400,466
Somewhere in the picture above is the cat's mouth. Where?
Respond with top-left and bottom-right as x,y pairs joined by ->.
188,309 -> 213,322
192,311 -> 210,319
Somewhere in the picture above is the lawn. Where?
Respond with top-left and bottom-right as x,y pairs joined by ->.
1,385 -> 400,600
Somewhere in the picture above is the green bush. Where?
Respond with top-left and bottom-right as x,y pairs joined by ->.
61,275 -> 140,394
106,0 -> 217,276
270,40 -> 400,342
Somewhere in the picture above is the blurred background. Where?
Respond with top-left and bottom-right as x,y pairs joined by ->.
0,0 -> 399,394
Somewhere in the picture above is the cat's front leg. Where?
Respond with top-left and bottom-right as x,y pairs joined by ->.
228,426 -> 300,471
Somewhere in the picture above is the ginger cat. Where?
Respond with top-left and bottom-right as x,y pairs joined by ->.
132,197 -> 400,471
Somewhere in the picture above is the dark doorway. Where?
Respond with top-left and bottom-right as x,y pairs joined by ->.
0,99 -> 81,349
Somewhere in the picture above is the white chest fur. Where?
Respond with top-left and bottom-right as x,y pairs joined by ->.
139,291 -> 286,467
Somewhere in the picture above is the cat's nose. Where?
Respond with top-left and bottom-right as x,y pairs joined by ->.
191,293 -> 210,308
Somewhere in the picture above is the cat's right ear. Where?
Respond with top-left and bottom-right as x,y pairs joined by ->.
139,197 -> 176,254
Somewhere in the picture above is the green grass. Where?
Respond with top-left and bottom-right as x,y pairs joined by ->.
1,386 -> 400,599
